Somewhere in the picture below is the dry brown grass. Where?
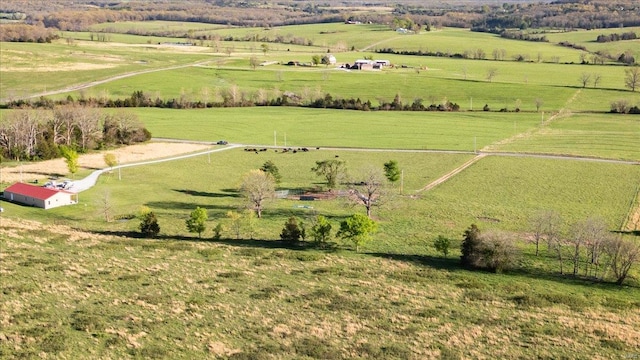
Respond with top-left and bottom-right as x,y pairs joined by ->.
1,218 -> 638,359
1,141 -> 212,184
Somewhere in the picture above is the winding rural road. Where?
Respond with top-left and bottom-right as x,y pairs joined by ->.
68,143 -> 241,193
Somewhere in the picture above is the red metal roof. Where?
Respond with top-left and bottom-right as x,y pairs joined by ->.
4,182 -> 62,201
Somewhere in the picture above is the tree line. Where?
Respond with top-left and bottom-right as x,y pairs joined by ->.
4,90 -> 463,113
0,23 -> 59,43
0,105 -> 150,161
377,45 -> 637,66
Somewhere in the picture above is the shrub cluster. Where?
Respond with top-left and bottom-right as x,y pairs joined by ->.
499,30 -> 548,42
460,225 -> 519,273
596,32 -> 638,43
610,100 -> 640,114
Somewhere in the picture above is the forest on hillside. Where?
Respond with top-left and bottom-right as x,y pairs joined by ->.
0,0 -> 639,30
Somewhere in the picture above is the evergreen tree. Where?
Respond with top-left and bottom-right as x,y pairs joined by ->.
140,212 -> 160,238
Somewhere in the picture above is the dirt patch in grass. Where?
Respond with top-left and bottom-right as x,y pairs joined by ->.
2,62 -> 121,72
1,142 -> 212,184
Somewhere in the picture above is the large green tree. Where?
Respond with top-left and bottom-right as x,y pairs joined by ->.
311,159 -> 345,189
337,213 -> 378,253
186,207 -> 208,238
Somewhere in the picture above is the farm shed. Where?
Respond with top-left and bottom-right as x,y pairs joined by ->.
3,182 -> 78,210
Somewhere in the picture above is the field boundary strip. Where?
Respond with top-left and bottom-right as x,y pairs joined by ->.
417,153 -> 486,193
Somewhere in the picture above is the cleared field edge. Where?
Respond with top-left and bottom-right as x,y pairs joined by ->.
622,180 -> 640,232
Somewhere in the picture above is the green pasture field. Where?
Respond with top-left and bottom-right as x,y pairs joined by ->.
89,20 -> 227,34
543,27 -> 640,60
413,156 -> 640,236
3,24 -> 636,112
130,107 -> 541,151
0,40 -> 214,100
56,57 -> 630,113
368,27 -> 584,62
62,30 -> 323,54
63,64 -> 576,111
61,31 -> 192,45
493,113 -> 640,161
0,148 -> 473,238
85,21 -> 594,63
2,148 -> 637,252
2,219 -> 639,358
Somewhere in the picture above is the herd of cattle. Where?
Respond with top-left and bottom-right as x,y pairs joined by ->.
243,147 -> 315,154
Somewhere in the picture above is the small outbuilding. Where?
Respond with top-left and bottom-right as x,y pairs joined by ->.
3,182 -> 78,210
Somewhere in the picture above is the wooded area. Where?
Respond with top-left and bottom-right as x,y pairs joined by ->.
1,0 -> 639,30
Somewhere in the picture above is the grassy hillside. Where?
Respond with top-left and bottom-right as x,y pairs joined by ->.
1,218 -> 639,359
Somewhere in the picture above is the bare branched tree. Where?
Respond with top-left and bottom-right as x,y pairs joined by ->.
530,210 -> 562,256
240,169 -> 276,218
347,166 -> 390,218
624,67 -> 640,92
579,72 -> 591,88
486,68 -> 498,83
603,235 -> 640,285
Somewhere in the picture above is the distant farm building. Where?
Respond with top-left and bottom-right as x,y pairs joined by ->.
3,182 -> 78,210
352,59 -> 390,70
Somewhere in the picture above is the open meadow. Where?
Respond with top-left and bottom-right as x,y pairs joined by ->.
2,216 -> 639,359
1,17 -> 640,359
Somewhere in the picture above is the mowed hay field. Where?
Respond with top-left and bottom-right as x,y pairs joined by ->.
2,20 -> 640,359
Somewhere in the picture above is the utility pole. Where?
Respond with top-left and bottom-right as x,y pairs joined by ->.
400,170 -> 404,195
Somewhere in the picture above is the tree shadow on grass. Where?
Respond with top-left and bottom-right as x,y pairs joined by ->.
90,228 -> 337,252
145,201 -> 235,211
614,230 -> 640,237
368,252 -> 639,289
91,229 -> 196,241
367,252 -> 462,271
173,188 -> 241,198
209,238 -> 338,252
